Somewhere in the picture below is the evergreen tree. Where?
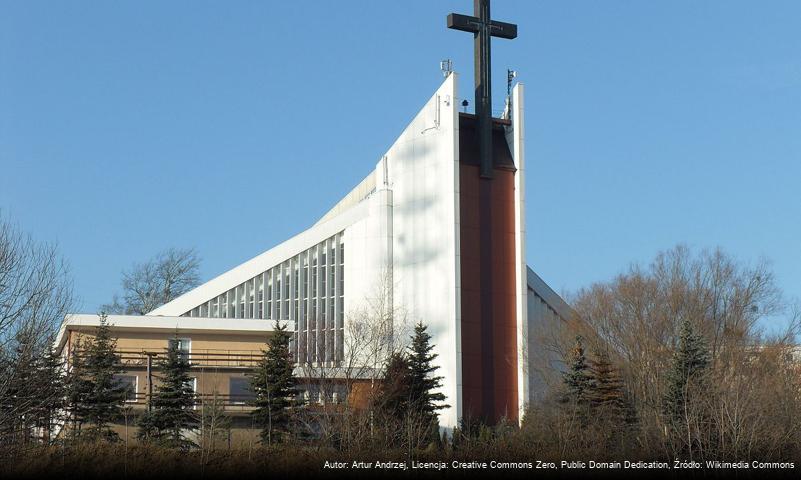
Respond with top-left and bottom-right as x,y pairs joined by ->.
80,314 -> 126,442
664,319 -> 710,421
587,349 -> 625,412
407,322 -> 447,436
64,337 -> 92,437
587,347 -> 638,443
249,320 -> 297,445
137,335 -> 198,449
0,342 -> 37,445
0,328 -> 68,445
563,336 -> 592,404
376,351 -> 412,421
31,348 -> 67,443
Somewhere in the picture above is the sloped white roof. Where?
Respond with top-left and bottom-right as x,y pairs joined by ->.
147,196 -> 370,317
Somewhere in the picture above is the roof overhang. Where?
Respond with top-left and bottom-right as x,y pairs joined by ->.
526,266 -> 575,321
54,314 -> 294,354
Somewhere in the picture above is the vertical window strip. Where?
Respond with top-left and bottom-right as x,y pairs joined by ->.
179,232 -> 344,362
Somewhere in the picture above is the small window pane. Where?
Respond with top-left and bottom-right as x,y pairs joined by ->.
114,375 -> 137,402
229,377 -> 255,403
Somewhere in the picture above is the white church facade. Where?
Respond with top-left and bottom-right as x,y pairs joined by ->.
58,73 -> 572,430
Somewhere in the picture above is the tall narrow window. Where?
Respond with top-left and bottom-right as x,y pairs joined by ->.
267,273 -> 273,320
284,263 -> 290,317
239,284 -> 245,318
329,265 -> 336,298
321,264 -> 326,300
276,273 -> 282,319
257,275 -> 264,319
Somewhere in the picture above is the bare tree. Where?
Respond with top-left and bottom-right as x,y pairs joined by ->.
104,248 -> 200,315
199,387 -> 231,457
294,268 -> 411,450
0,213 -> 73,448
527,245 -> 800,460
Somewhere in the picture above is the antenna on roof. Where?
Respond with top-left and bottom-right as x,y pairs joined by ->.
440,59 -> 453,78
504,69 -> 518,119
507,69 -> 517,96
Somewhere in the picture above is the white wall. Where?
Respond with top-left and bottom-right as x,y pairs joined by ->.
148,74 -> 465,427
508,83 -> 528,419
381,74 -> 461,427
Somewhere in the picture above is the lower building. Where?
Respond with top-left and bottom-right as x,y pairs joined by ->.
54,315 -> 288,444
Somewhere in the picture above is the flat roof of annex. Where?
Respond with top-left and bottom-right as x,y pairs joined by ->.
54,314 -> 294,354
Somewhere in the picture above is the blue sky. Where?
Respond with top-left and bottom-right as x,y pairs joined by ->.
1,1 -> 799,327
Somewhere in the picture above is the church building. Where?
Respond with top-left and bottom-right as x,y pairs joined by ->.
58,72 -> 571,430
57,2 -> 574,431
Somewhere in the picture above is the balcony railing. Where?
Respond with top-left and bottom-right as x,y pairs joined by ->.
116,349 -> 264,368
120,392 -> 258,413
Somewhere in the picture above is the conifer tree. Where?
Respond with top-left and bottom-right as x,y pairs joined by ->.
137,335 -> 198,449
32,348 -> 67,443
80,314 -> 126,441
563,336 -> 592,404
64,336 -> 92,437
376,351 -> 412,421
407,322 -> 447,435
0,343 -> 37,444
664,319 -> 710,421
587,349 -> 625,412
587,347 -> 638,441
249,320 -> 297,445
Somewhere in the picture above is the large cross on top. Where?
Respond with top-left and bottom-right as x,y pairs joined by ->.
448,0 -> 517,179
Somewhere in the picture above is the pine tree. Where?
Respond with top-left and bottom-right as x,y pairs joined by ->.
587,349 -> 625,412
137,335 -> 198,449
376,351 -> 412,421
31,348 -> 67,443
249,320 -> 297,445
0,342 -> 37,445
563,336 -> 592,404
587,347 -> 638,444
407,322 -> 447,437
80,314 -> 126,442
664,319 -> 710,421
0,327 -> 69,446
64,336 -> 92,438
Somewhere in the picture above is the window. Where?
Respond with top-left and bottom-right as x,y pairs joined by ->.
114,375 -> 138,402
185,377 -> 197,408
229,377 -> 255,404
257,276 -> 264,319
179,231 -> 345,364
284,265 -> 290,317
169,338 -> 191,361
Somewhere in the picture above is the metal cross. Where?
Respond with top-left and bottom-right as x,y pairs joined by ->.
448,0 -> 517,178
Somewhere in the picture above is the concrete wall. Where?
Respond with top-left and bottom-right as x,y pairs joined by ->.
382,74 -> 461,427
